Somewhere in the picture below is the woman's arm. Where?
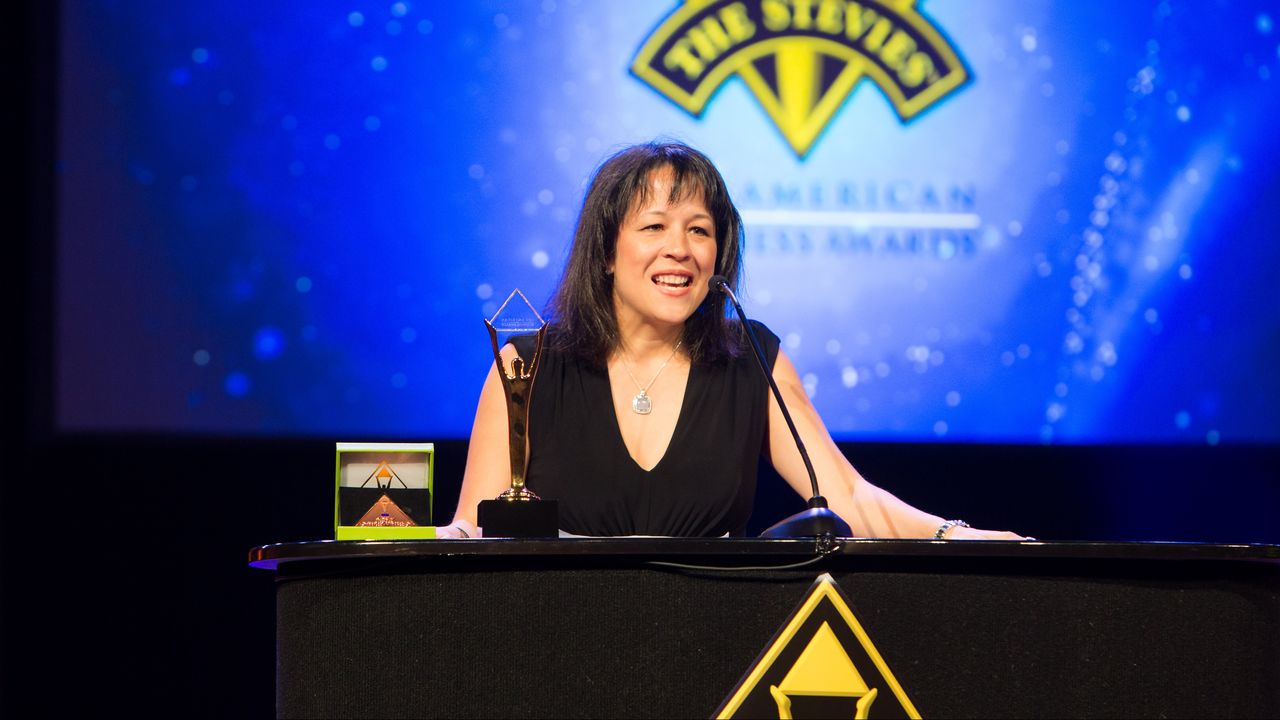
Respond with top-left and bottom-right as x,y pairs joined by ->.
436,346 -> 523,538
765,350 -> 1024,540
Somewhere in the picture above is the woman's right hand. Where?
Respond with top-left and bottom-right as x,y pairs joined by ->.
435,519 -> 479,539
945,525 -> 1033,541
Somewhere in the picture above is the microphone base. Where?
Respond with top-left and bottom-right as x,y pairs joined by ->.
759,507 -> 852,539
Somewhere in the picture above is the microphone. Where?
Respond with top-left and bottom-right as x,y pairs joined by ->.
708,276 -> 852,541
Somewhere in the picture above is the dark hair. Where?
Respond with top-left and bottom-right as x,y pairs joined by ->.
549,141 -> 745,364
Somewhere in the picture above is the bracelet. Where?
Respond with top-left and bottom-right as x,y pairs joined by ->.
934,519 -> 970,539
455,525 -> 470,538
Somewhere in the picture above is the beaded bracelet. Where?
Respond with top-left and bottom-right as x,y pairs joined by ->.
934,519 -> 970,539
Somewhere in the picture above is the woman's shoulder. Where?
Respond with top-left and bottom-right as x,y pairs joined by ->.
508,328 -> 547,360
744,319 -> 779,345
714,318 -> 779,369
738,318 -> 780,354
508,325 -> 574,364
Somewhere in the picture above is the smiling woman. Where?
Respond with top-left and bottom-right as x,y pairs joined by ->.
438,141 -> 1025,540
611,169 -> 717,328
548,142 -> 746,366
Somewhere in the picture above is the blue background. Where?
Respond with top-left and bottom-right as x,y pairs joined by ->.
57,0 -> 1280,443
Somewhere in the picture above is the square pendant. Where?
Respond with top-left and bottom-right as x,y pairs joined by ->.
632,392 -> 652,415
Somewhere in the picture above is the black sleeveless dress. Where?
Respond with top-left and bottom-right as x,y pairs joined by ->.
510,321 -> 780,537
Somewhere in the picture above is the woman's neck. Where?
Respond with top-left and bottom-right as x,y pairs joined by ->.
614,319 -> 684,363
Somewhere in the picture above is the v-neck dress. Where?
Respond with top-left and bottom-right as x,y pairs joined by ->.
510,321 -> 780,537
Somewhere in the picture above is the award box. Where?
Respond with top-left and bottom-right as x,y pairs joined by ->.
334,442 -> 435,540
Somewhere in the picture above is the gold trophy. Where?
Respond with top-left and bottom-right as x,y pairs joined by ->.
476,289 -> 559,537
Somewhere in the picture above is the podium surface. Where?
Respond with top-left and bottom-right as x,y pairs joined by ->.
251,539 -> 1280,719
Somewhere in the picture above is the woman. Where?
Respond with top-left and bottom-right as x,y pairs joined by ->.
438,141 -> 1022,540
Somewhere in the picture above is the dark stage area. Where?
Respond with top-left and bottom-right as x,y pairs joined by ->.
2,435 -> 1277,716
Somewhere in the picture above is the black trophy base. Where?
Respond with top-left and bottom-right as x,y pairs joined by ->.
478,498 -> 559,538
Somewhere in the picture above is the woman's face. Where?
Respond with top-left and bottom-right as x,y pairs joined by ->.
610,167 -> 718,335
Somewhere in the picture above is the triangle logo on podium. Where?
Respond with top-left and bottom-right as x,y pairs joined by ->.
715,573 -> 920,719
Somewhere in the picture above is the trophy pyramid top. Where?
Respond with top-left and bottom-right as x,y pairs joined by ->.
488,288 -> 546,333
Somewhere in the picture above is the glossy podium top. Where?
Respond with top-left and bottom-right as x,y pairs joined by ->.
247,537 -> 1280,571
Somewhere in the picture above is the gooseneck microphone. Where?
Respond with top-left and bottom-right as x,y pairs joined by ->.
708,275 -> 852,541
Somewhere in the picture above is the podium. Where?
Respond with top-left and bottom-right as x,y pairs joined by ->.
249,539 -> 1280,718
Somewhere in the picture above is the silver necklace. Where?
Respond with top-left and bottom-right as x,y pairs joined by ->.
619,340 -> 683,415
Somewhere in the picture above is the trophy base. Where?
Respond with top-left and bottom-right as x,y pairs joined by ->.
478,497 -> 559,538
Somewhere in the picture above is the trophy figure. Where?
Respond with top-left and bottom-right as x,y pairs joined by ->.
476,289 -> 559,537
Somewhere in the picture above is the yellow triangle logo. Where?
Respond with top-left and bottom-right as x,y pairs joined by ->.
715,573 -> 920,719
779,622 -> 869,696
734,40 -> 873,157
363,460 -> 406,489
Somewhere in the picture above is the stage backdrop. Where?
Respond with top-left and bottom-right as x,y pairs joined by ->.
57,0 -> 1280,443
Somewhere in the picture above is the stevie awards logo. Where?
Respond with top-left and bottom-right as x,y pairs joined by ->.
631,0 -> 970,158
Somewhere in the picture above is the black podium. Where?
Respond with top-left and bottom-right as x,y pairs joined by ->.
249,539 -> 1280,719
